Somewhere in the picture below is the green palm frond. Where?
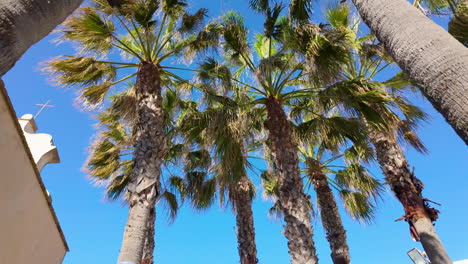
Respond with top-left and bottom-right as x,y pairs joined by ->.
185,171 -> 217,210
260,170 -> 279,198
87,138 -> 122,179
162,0 -> 188,18
263,3 -> 285,38
160,191 -> 180,222
325,3 -> 350,29
221,11 -> 251,64
184,149 -> 211,172
296,116 -> 367,152
107,162 -> 133,200
197,58 -> 233,91
343,143 -> 375,164
180,8 -> 208,34
289,0 -> 313,21
397,120 -> 428,154
335,163 -> 383,200
47,56 -> 117,87
61,7 -> 115,54
339,189 -> 377,223
132,0 -> 159,28
185,22 -> 222,55
109,87 -> 137,123
249,0 -> 270,13
254,34 -> 277,59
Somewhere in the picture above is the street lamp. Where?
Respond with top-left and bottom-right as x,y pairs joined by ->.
408,248 -> 431,264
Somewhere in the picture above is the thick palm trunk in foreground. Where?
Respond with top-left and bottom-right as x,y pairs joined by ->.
232,174 -> 258,264
308,161 -> 350,264
142,207 -> 156,264
370,130 -> 451,264
118,62 -> 164,263
0,0 -> 83,76
353,0 -> 468,144
265,97 -> 318,264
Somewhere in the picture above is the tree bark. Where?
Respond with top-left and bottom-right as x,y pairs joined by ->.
141,207 -> 156,264
369,129 -> 452,264
264,97 -> 318,264
352,0 -> 468,145
118,62 -> 164,263
232,174 -> 258,264
308,160 -> 350,264
0,0 -> 83,76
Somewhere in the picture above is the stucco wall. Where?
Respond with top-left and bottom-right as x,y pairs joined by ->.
0,80 -> 67,263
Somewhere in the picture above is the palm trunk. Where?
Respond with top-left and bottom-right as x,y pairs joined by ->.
264,97 -> 318,264
308,160 -> 350,264
352,0 -> 468,144
0,0 -> 83,76
369,129 -> 452,264
232,174 -> 258,264
141,207 -> 156,264
118,62 -> 164,263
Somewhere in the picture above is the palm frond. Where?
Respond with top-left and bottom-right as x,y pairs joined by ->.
180,8 -> 208,34
339,189 -> 377,223
162,0 -> 187,18
47,56 -> 117,87
289,0 -> 313,21
60,7 -> 115,54
249,0 -> 270,13
335,163 -> 383,200
221,11 -> 251,63
161,191 -> 180,222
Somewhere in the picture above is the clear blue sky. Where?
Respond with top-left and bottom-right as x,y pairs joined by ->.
2,0 -> 467,263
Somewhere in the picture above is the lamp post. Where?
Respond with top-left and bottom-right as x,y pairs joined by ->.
408,248 -> 431,264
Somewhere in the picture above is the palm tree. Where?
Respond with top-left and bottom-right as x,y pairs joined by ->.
196,6 -> 319,262
0,0 -> 83,76
288,93 -> 385,264
349,0 -> 468,145
176,87 -> 262,264
261,132 -> 382,264
46,0 -> 210,262
85,89 -> 185,264
297,123 -> 381,264
305,5 -> 452,262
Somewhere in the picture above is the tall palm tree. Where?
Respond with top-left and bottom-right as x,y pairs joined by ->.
176,87 -> 262,264
46,0 -> 210,262
0,0 -> 83,76
296,118 -> 382,264
305,5 -> 452,262
195,6 -> 320,262
349,0 -> 468,145
85,89 -> 185,264
261,132 -> 382,264
288,93 -> 385,264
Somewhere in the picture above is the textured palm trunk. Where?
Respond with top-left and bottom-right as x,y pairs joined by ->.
141,207 -> 156,264
369,129 -> 452,264
353,0 -> 468,144
0,0 -> 83,76
232,174 -> 258,264
308,160 -> 350,264
264,97 -> 318,264
118,62 -> 164,263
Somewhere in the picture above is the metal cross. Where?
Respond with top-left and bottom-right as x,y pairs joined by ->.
34,100 -> 54,118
